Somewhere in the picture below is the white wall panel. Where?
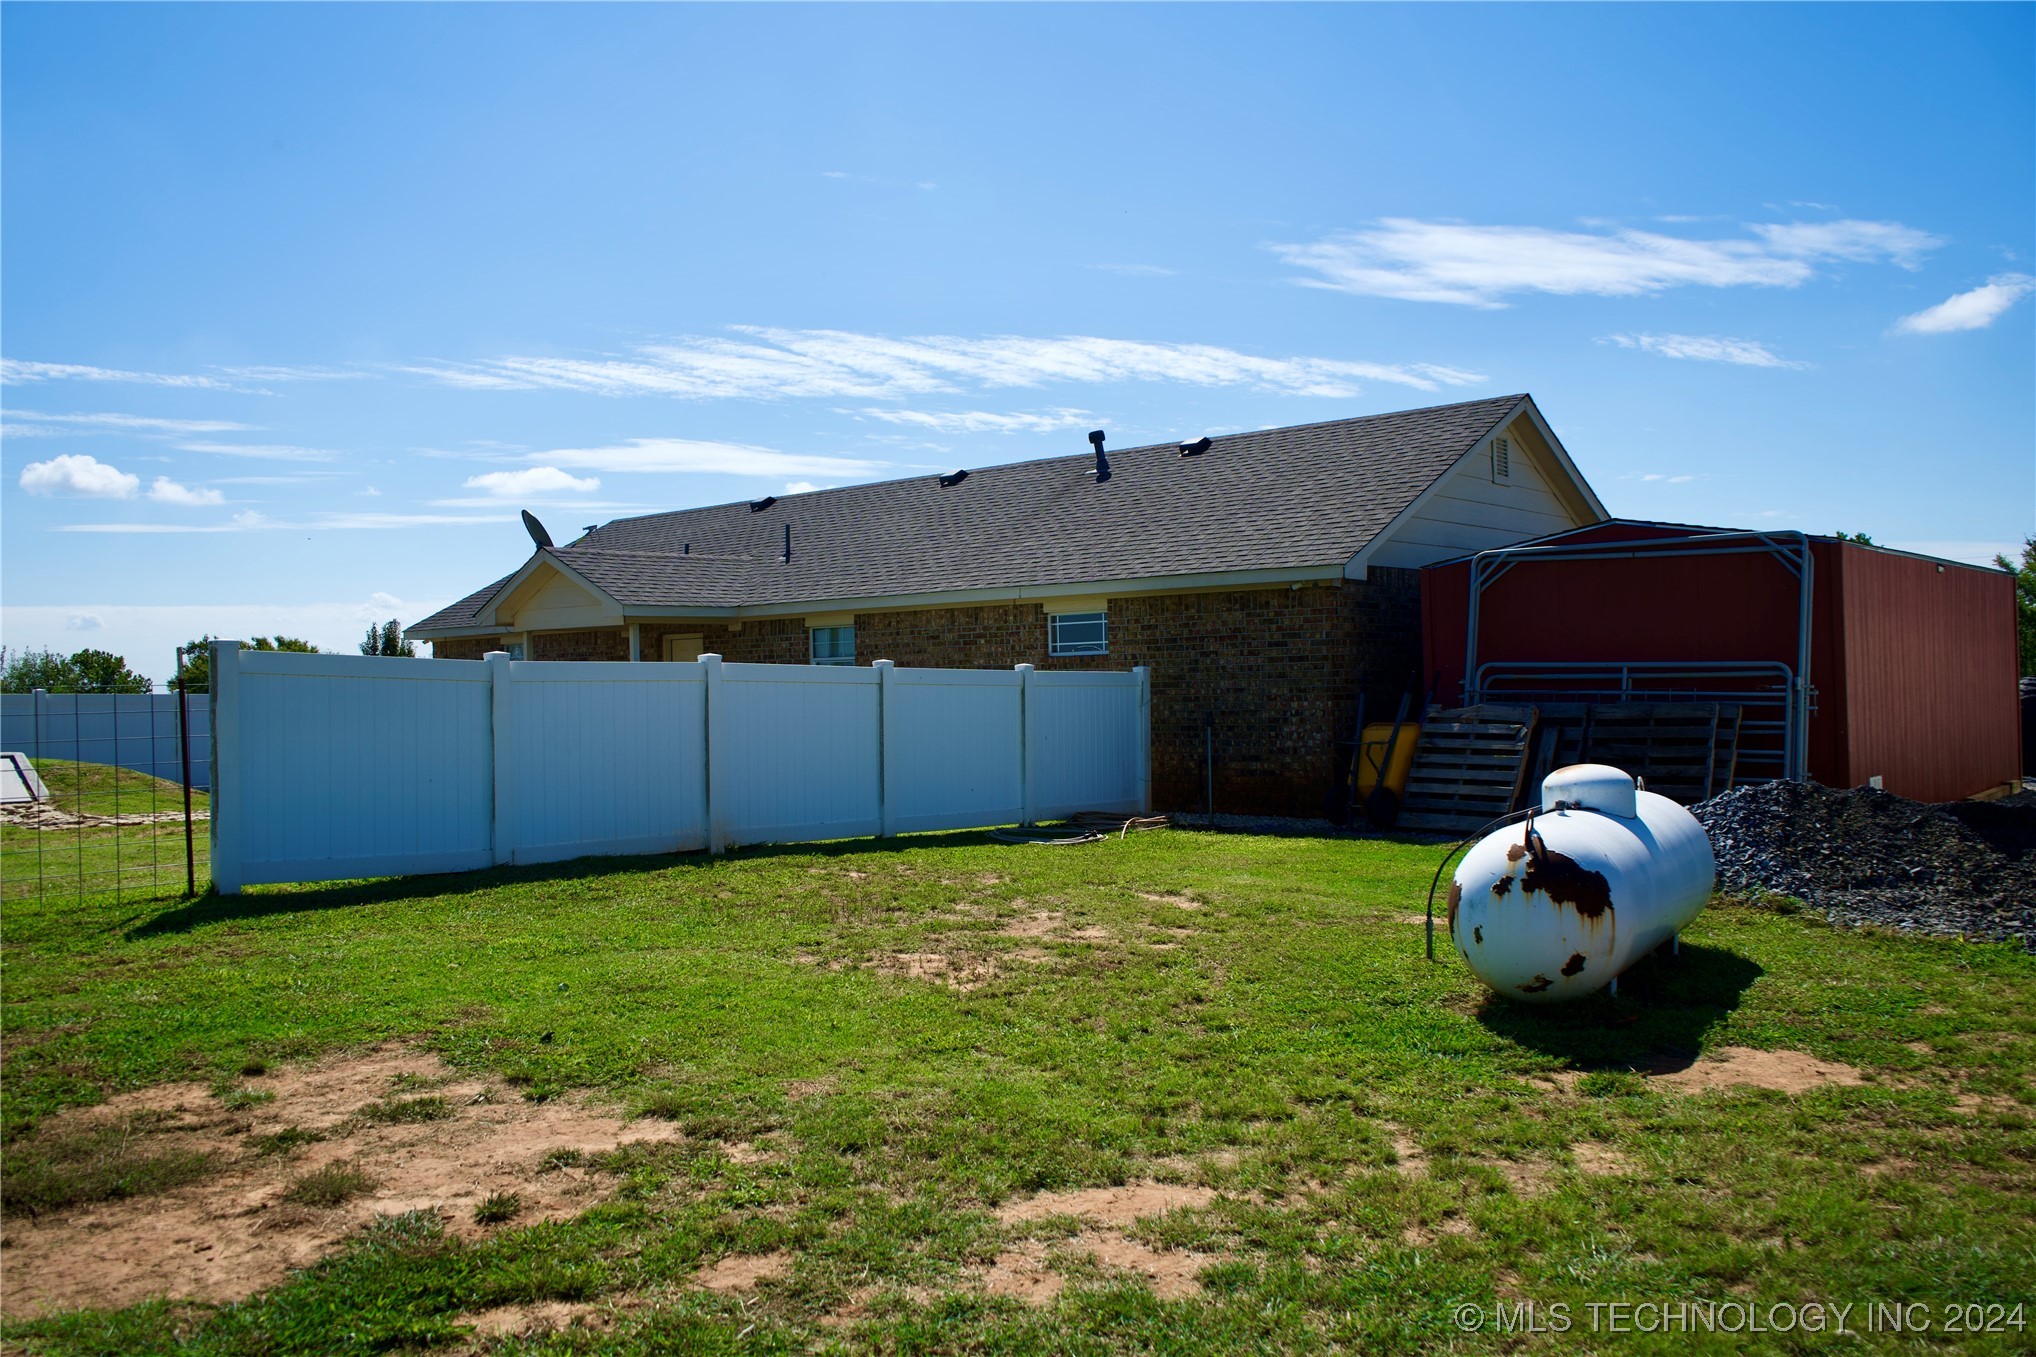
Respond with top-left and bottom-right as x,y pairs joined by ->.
1027,672 -> 1143,819
711,663 -> 882,846
884,667 -> 1025,833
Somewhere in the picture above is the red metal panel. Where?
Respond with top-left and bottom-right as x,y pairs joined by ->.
1829,543 -> 2020,801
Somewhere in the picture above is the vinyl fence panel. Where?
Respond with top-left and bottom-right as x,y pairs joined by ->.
881,664 -> 1026,834
209,643 -> 1149,892
2,692 -> 211,789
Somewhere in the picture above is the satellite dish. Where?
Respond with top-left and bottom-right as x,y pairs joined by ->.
521,510 -> 554,550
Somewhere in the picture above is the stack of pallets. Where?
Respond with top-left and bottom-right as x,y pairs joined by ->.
1398,704 -> 1540,833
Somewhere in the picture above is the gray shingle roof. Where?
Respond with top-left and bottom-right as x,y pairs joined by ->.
413,394 -> 1527,632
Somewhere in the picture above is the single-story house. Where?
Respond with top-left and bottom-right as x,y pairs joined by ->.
410,393 -> 1607,814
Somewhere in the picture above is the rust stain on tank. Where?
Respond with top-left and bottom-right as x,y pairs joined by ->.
1517,974 -> 1553,993
1506,841 -> 1528,863
1472,925 -> 1484,945
1490,874 -> 1513,899
1447,881 -> 1461,933
1520,848 -> 1614,920
1560,952 -> 1587,977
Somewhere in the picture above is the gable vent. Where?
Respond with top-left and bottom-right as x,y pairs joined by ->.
1491,437 -> 1511,482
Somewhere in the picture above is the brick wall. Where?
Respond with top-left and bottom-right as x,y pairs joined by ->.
422,570 -> 1422,816
430,637 -> 494,661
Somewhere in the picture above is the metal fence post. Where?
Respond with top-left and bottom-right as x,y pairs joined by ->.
177,648 -> 195,896
1014,663 -> 1035,825
1133,665 -> 1152,815
874,659 -> 896,837
487,651 -> 514,866
701,653 -> 726,853
210,641 -> 242,895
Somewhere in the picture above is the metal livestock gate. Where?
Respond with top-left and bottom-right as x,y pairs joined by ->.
208,643 -> 1151,892
1420,521 -> 2022,803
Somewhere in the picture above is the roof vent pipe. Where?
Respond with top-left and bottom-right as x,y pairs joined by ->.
938,469 -> 969,487
1179,436 -> 1212,457
749,496 -> 777,512
782,523 -> 792,563
1088,429 -> 1111,483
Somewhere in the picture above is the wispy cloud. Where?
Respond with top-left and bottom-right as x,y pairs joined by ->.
1271,217 -> 1941,308
57,511 -> 513,534
526,436 -> 892,480
1,359 -> 241,390
213,364 -> 370,382
19,453 -> 141,498
1603,333 -> 1808,369
2,409 -> 259,436
1892,273 -> 2036,334
146,476 -> 226,506
177,441 -> 337,462
846,407 -> 1095,434
408,328 -> 1486,401
463,466 -> 602,498
784,481 -> 822,494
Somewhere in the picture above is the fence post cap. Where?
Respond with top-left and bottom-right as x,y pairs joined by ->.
1013,662 -> 1034,673
872,658 -> 895,669
698,652 -> 723,666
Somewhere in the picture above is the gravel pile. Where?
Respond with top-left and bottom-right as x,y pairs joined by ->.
1693,781 -> 2035,948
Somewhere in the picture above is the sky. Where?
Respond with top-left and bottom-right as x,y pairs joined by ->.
3,2 -> 2031,684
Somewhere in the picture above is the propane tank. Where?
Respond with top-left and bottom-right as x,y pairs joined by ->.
1448,764 -> 1715,1002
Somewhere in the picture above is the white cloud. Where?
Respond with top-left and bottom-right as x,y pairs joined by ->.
783,481 -> 821,494
0,359 -> 241,390
2,409 -> 257,435
848,407 -> 1095,434
528,436 -> 893,480
65,613 -> 103,632
177,441 -> 336,462
463,466 -> 602,497
19,453 -> 141,498
408,327 -> 1485,401
213,364 -> 370,382
1271,217 -> 1941,307
1892,273 -> 2036,335
1603,333 -> 1807,369
147,476 -> 226,506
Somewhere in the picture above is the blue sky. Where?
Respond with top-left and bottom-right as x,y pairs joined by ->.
4,2 -> 2031,681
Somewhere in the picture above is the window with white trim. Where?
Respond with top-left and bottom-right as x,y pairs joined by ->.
1048,611 -> 1108,657
1491,436 -> 1512,481
810,625 -> 855,666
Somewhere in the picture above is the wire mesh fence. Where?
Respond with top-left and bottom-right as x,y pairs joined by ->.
0,682 -> 208,903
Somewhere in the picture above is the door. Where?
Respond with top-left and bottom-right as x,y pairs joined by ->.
662,633 -> 705,663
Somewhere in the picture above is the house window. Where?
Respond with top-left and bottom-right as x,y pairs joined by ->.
506,643 -> 526,661
1491,436 -> 1512,481
811,625 -> 855,666
1048,611 -> 1108,657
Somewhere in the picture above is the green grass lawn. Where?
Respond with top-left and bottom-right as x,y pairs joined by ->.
1,763 -> 207,903
1,829 -> 2031,1354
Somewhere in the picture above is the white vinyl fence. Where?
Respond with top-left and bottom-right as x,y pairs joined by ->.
209,643 -> 1149,893
2,692 -> 211,790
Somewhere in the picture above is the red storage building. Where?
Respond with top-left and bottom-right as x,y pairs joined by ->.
1421,521 -> 2022,803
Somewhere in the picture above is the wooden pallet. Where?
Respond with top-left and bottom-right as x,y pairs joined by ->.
1709,704 -> 1743,798
1580,703 -> 1726,805
1399,705 -> 1539,833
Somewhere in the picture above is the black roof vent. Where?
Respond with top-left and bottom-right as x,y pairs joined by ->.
749,496 -> 777,512
1088,429 -> 1111,484
937,469 -> 969,488
1179,436 -> 1212,457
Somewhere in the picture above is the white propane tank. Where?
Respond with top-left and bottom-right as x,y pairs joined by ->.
1448,764 -> 1715,1002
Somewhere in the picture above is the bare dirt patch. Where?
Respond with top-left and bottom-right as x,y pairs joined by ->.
1,803 -> 207,830
873,951 -> 999,991
1000,911 -> 1064,938
1137,893 -> 1202,911
1571,1143 -> 1636,1176
1954,1092 -> 2024,1116
1488,1157 -> 1552,1194
983,1238 -> 1062,1304
1654,1047 -> 1865,1094
1386,1129 -> 1426,1177
0,1043 -> 682,1317
1402,1216 -> 1475,1247
696,1249 -> 791,1292
462,1299 -> 620,1338
995,1180 -> 1217,1226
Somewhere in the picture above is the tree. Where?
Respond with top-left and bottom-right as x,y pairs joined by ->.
174,635 -> 318,689
0,646 -> 151,693
1995,535 -> 2036,677
1834,530 -> 1876,545
359,619 -> 416,657
249,636 -> 320,653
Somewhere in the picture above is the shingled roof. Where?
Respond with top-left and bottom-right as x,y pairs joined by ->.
413,393 -> 1542,633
